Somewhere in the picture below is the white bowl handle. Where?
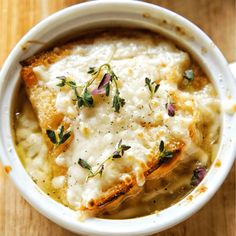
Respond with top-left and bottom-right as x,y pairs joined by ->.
229,62 -> 236,79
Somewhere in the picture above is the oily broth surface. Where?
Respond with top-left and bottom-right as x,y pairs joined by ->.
15,29 -> 220,218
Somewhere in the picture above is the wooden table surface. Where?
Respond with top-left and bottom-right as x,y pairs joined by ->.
0,1 -> 235,235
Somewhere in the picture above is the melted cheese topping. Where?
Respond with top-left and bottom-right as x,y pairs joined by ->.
16,31 -> 220,213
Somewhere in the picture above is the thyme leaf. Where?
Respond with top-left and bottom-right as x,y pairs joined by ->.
145,77 -> 152,93
105,83 -> 110,96
99,164 -> 104,176
78,158 -> 104,179
46,130 -> 57,144
57,76 -> 77,88
183,69 -> 194,81
112,91 -> 125,113
112,151 -> 121,158
78,88 -> 94,108
159,151 -> 174,164
57,76 -> 94,108
112,139 -> 131,158
46,125 -> 71,146
78,158 -> 92,171
87,67 -> 97,75
158,140 -> 174,164
58,132 -> 71,145
79,140 -> 131,180
154,84 -> 160,93
145,77 -> 160,98
159,140 -> 164,152
120,145 -> 131,151
56,76 -> 67,87
59,125 -> 64,140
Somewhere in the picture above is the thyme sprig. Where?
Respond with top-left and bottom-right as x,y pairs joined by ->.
145,77 -> 160,98
78,139 -> 131,180
56,64 -> 125,112
46,125 -> 71,146
112,91 -> 125,113
111,139 -> 131,158
57,76 -> 93,108
78,158 -> 104,179
88,64 -> 125,113
158,140 -> 175,164
56,76 -> 77,88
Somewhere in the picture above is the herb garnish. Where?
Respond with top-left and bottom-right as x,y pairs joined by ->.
78,158 -> 91,170
57,64 -> 125,112
145,77 -> 160,98
111,139 -> 131,158
77,87 -> 94,108
78,158 -> 104,179
57,76 -> 94,108
191,166 -> 207,186
112,91 -> 125,113
78,139 -> 131,180
46,125 -> 71,146
88,64 -> 125,113
183,69 -> 194,81
87,67 -> 97,75
158,140 -> 175,164
56,76 -> 77,88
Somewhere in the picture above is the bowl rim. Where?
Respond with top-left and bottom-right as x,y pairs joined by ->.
0,1 -> 236,235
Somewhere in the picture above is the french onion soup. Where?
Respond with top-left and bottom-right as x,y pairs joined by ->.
15,29 -> 220,219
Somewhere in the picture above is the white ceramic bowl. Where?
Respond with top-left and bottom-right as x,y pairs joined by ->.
0,1 -> 235,235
